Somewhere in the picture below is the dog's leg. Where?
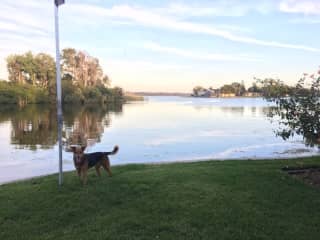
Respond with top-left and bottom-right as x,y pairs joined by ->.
76,168 -> 81,178
82,167 -> 88,185
78,168 -> 83,183
103,158 -> 112,177
95,165 -> 101,177
106,166 -> 112,177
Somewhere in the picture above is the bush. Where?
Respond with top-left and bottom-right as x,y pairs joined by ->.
62,80 -> 84,104
82,87 -> 103,104
267,69 -> 320,147
0,81 -> 50,105
0,80 -> 125,106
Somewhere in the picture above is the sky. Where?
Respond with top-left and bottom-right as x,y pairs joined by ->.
0,0 -> 320,92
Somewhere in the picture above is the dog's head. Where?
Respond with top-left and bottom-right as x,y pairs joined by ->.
71,145 -> 86,164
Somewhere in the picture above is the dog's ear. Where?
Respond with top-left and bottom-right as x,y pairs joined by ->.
81,146 -> 86,152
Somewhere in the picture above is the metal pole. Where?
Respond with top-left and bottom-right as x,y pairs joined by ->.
54,4 -> 63,185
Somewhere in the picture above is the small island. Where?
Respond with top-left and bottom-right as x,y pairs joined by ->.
192,79 -> 292,98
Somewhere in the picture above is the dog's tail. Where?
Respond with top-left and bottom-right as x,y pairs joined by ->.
104,145 -> 119,155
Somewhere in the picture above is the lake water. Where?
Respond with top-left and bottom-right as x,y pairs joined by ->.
0,96 -> 318,184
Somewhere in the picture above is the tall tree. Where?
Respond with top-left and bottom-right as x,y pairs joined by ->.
7,52 -> 36,84
75,51 -> 86,86
7,49 -> 110,93
87,57 -> 103,86
62,48 -> 77,82
61,49 -> 105,87
7,54 -> 23,84
34,53 -> 56,89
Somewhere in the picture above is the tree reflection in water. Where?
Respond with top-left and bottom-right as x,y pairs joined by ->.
0,104 -> 122,150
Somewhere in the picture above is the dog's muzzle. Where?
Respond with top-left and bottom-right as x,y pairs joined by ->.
74,155 -> 82,164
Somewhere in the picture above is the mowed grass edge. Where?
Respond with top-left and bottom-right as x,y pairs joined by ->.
1,158 -> 320,240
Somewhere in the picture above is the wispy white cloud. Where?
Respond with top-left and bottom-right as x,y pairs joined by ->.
0,20 -> 49,37
103,59 -> 187,72
143,41 -> 261,62
279,0 -> 320,15
0,0 -> 53,31
213,24 -> 252,34
1,0 -> 319,56
68,3 -> 320,52
289,17 -> 320,24
163,1 -> 274,17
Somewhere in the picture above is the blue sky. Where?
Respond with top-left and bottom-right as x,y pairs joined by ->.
1,0 -> 320,92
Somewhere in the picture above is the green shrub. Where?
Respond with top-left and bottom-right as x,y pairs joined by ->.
0,80 -> 125,106
62,80 -> 84,104
34,89 -> 50,104
82,87 -> 103,104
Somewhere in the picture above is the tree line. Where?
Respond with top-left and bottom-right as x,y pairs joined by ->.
192,78 -> 293,98
1,49 -> 123,105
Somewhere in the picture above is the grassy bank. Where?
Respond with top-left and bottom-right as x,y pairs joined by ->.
0,81 -> 126,106
1,158 -> 320,240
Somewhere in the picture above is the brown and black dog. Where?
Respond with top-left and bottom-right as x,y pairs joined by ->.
71,145 -> 119,184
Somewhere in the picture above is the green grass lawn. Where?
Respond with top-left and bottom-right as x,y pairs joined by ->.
1,158 -> 320,240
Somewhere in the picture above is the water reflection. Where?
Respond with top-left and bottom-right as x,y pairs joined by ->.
220,107 -> 245,116
0,104 -> 122,151
1,96 -> 319,184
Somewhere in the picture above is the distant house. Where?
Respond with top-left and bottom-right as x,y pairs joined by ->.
209,88 -> 220,97
193,87 -> 239,98
197,89 -> 212,97
220,93 -> 236,98
195,88 -> 221,98
244,92 -> 262,97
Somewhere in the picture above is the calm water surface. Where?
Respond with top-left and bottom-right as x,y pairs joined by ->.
0,96 -> 318,184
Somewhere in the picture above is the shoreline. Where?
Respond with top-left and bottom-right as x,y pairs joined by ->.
2,154 -> 320,186
142,94 -> 263,99
188,95 -> 263,99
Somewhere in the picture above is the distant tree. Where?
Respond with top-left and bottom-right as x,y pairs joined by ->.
266,70 -> 320,147
6,54 -> 23,84
248,82 -> 261,93
22,51 -> 37,85
62,48 -> 77,81
7,52 -> 55,88
220,84 -> 235,94
7,52 -> 35,85
34,53 -> 56,89
231,82 -> 246,96
61,48 -> 104,87
87,57 -> 103,86
5,49 -> 123,105
254,77 -> 292,98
